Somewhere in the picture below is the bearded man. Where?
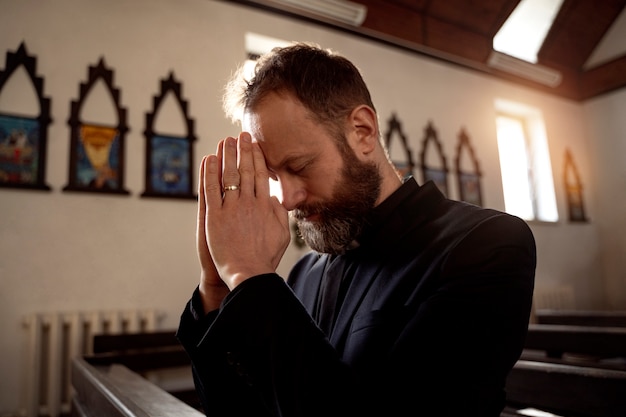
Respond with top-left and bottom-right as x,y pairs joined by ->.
177,43 -> 536,417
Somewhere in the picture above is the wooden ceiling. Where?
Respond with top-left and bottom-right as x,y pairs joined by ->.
232,0 -> 626,101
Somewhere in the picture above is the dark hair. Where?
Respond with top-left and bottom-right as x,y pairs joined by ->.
224,42 -> 376,143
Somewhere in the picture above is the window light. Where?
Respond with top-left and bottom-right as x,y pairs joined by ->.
493,0 -> 564,63
495,99 -> 558,222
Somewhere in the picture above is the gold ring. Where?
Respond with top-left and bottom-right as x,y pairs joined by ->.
224,184 -> 240,191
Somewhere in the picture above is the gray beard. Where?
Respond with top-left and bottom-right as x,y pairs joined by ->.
292,152 -> 381,255
296,214 -> 357,255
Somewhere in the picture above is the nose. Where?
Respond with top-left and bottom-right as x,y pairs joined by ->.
277,175 -> 307,211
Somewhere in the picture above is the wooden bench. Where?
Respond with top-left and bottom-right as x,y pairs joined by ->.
505,360 -> 626,417
72,356 -> 203,417
85,330 -> 200,410
521,323 -> 626,370
93,329 -> 181,352
509,322 -> 626,416
535,309 -> 626,327
89,330 -> 190,372
74,354 -> 626,417
82,328 -> 626,417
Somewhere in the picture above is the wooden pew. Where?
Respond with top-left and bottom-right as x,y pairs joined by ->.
509,322 -> 626,416
524,323 -> 626,357
72,356 -> 203,417
86,330 -> 200,410
73,355 -> 626,417
535,309 -> 626,327
83,328 -> 626,417
521,323 -> 626,369
89,330 -> 190,372
505,360 -> 626,417
93,329 -> 181,352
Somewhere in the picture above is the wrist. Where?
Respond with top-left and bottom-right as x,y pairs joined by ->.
198,274 -> 230,313
222,266 -> 275,289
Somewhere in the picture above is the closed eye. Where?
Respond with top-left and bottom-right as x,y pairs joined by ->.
287,163 -> 308,175
271,154 -> 317,178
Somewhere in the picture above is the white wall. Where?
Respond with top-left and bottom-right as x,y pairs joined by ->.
0,0 -> 623,415
583,88 -> 626,308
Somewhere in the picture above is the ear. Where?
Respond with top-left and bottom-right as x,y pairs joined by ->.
347,105 -> 379,158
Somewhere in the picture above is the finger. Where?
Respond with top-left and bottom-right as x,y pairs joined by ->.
251,141 -> 270,198
197,156 -> 210,259
222,137 -> 240,194
198,155 -> 207,220
215,140 -> 224,189
207,140 -> 224,206
238,132 -> 254,196
204,154 -> 223,209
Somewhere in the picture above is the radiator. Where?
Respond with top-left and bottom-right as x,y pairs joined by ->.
21,309 -> 165,417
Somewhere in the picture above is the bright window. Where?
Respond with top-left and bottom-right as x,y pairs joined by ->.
493,0 -> 564,63
495,100 -> 558,222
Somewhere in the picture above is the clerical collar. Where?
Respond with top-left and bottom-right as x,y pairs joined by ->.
349,176 -> 420,251
371,176 -> 419,220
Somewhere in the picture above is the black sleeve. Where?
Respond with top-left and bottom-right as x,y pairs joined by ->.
176,274 -> 364,417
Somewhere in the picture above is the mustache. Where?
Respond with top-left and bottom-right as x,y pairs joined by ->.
292,207 -> 316,221
292,202 -> 327,221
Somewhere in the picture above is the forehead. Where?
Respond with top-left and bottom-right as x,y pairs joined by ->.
242,92 -> 335,168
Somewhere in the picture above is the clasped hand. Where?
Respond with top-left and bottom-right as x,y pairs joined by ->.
197,133 -> 290,308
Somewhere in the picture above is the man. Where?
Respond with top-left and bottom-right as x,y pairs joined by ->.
177,43 -> 536,417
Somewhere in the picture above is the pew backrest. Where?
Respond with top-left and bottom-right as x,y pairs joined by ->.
93,330 -> 181,353
525,323 -> 626,359
535,309 -> 626,327
506,360 -> 626,417
72,357 -> 203,417
89,330 -> 190,372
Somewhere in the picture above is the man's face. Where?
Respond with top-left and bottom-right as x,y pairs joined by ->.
243,92 -> 381,254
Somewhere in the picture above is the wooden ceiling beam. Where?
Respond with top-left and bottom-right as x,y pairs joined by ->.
423,16 -> 493,62
580,55 -> 626,99
539,0 -> 626,68
359,0 -> 425,45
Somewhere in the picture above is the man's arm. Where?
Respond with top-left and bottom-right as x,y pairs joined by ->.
179,273 -> 364,417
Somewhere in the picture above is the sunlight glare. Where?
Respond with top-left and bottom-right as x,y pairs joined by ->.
493,0 -> 564,63
496,116 -> 534,220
